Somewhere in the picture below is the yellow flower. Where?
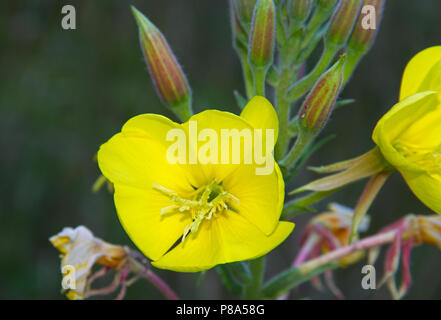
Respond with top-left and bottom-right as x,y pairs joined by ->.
49,226 -> 128,300
97,96 -> 294,272
372,46 -> 441,214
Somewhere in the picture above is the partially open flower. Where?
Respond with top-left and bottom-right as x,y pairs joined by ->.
49,226 -> 129,300
373,46 -> 441,215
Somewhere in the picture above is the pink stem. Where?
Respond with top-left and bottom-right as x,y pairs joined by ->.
142,270 -> 179,300
299,230 -> 397,275
293,233 -> 321,266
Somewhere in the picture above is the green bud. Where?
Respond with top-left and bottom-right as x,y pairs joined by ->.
317,0 -> 338,10
343,0 -> 385,86
233,0 -> 258,30
230,0 -> 249,52
347,0 -> 385,52
289,0 -> 313,24
299,55 -> 346,132
248,0 -> 276,68
326,0 -> 363,46
131,6 -> 192,120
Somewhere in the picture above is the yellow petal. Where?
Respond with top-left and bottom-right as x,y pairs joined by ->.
114,184 -> 192,260
98,130 -> 192,193
240,96 -> 279,144
400,46 -> 441,100
97,116 -> 197,260
222,162 -> 284,235
372,91 -> 439,171
181,109 -> 256,185
400,169 -> 441,215
152,211 -> 294,272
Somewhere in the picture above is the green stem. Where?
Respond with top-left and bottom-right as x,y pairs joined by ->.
274,66 -> 295,161
252,66 -> 268,96
239,51 -> 255,100
287,42 -> 339,101
279,129 -> 314,171
171,100 -> 193,122
342,46 -> 366,88
301,5 -> 334,50
244,256 -> 266,299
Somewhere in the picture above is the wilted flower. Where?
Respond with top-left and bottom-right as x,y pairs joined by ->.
296,203 -> 369,264
49,226 -> 129,300
370,214 -> 441,299
97,96 -> 294,272
288,203 -> 368,298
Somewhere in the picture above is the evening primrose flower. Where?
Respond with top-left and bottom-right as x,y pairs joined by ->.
97,96 -> 294,272
372,46 -> 441,214
294,46 -> 441,237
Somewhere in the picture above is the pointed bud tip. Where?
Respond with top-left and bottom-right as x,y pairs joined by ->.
299,55 -> 345,132
131,7 -> 192,119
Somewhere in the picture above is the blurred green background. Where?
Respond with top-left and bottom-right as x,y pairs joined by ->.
1,0 -> 440,299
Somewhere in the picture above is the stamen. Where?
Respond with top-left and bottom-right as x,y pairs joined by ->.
152,179 -> 239,243
395,143 -> 441,175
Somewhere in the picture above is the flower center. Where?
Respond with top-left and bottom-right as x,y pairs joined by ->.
153,179 -> 239,242
396,142 -> 441,176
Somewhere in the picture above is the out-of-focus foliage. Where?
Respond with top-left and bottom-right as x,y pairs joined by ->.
1,0 -> 441,299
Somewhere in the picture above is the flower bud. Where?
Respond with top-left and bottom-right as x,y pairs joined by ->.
248,0 -> 276,68
230,0 -> 249,52
299,54 -> 346,132
233,0 -> 258,30
131,6 -> 192,120
347,0 -> 385,52
317,0 -> 338,10
326,0 -> 363,47
289,0 -> 313,24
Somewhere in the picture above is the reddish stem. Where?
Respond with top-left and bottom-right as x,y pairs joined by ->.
142,270 -> 179,300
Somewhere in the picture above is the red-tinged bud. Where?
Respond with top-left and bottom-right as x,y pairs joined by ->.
248,0 -> 276,68
289,0 -> 313,24
348,0 -> 385,52
326,0 -> 363,47
233,0 -> 258,30
299,54 -> 346,132
131,6 -> 192,120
